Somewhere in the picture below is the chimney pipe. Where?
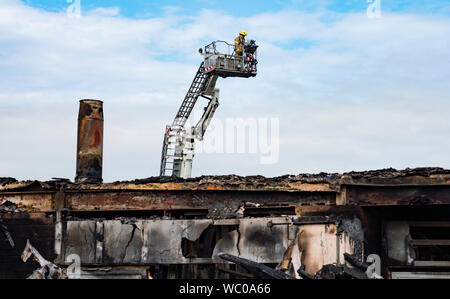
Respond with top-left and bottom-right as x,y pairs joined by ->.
75,100 -> 104,184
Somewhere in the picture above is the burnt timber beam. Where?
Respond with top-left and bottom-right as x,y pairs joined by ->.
0,190 -> 335,213
3,186 -> 450,214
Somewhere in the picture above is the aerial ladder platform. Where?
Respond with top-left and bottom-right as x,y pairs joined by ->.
160,40 -> 259,178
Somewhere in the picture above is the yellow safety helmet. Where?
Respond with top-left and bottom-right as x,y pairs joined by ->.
240,30 -> 247,36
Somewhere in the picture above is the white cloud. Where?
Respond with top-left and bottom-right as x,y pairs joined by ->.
87,7 -> 121,17
0,0 -> 449,181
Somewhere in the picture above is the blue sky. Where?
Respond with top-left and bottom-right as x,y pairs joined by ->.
22,0 -> 450,18
23,0 -> 295,17
19,0 -> 450,59
1,0 -> 450,181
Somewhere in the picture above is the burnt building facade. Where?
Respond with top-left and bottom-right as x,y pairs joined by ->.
2,168 -> 450,279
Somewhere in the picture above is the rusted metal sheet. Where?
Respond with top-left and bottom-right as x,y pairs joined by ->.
0,194 -> 54,212
76,100 -> 104,184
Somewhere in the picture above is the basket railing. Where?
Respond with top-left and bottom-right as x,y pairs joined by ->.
203,40 -> 257,73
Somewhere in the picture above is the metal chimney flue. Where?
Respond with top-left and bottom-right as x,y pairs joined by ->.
75,100 -> 104,184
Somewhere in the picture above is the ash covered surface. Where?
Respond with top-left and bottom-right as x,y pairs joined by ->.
343,167 -> 450,179
1,168 -> 450,192
115,173 -> 341,185
0,178 -> 18,187
113,168 -> 450,185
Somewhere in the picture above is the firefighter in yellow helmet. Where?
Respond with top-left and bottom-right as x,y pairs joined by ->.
235,30 -> 247,56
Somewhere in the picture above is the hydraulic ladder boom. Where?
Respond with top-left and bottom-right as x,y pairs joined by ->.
159,40 -> 258,178
160,62 -> 218,177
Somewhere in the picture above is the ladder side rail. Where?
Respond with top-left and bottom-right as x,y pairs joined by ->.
172,62 -> 212,127
159,129 -> 170,176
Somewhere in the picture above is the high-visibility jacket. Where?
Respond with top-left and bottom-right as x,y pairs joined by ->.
235,35 -> 245,56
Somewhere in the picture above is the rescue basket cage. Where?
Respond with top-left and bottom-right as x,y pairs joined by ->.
199,40 -> 258,78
